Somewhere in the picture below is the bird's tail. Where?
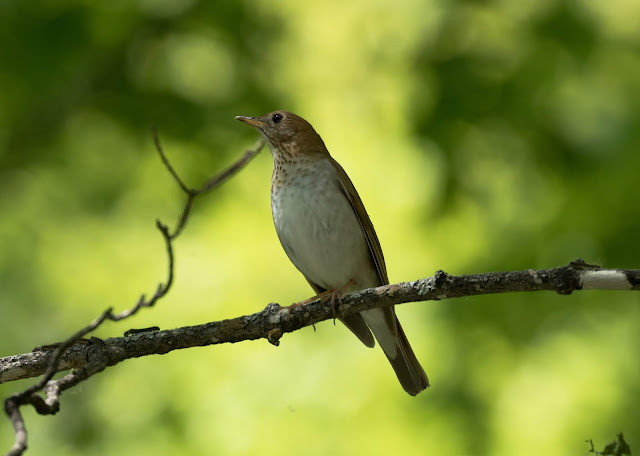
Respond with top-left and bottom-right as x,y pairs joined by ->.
362,309 -> 429,396
387,318 -> 429,395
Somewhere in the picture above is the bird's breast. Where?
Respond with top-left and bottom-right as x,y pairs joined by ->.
271,160 -> 377,291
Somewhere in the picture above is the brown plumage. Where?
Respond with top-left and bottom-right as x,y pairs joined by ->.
236,110 -> 429,395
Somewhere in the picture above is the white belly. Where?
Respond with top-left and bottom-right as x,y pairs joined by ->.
271,161 -> 378,291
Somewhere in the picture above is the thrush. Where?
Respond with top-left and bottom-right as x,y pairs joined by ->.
236,110 -> 428,395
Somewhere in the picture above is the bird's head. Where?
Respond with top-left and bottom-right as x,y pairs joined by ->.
236,110 -> 328,159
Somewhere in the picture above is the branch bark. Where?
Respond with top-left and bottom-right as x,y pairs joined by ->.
2,260 -> 639,385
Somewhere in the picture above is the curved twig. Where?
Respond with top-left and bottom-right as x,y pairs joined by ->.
151,126 -> 264,239
2,131 -> 265,456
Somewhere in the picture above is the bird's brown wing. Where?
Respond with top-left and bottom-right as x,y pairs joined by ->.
305,277 -> 375,348
327,157 -> 389,286
328,157 -> 395,332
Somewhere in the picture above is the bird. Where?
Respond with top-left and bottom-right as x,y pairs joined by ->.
236,110 -> 428,395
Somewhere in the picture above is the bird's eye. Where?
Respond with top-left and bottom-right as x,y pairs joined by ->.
272,113 -> 284,124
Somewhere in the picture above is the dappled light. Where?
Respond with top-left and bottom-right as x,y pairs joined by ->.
1,1 -> 639,455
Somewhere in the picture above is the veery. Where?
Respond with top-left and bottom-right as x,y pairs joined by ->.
236,110 -> 429,395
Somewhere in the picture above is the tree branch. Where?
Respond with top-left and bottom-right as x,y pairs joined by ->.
2,260 -> 639,385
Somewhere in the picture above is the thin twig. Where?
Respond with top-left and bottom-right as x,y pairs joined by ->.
156,137 -> 265,239
198,139 -> 264,194
2,130 -> 265,456
170,197 -> 195,240
152,126 -> 192,195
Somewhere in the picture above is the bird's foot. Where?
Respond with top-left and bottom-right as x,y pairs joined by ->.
327,279 -> 356,320
328,290 -> 341,320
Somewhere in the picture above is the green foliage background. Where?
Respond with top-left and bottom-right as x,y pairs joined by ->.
1,0 -> 639,454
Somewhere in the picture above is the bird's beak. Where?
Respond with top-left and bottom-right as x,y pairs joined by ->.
235,116 -> 268,128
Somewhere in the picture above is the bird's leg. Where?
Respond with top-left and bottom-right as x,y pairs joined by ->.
284,279 -> 356,317
280,292 -> 331,323
301,289 -> 334,305
282,289 -> 333,312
